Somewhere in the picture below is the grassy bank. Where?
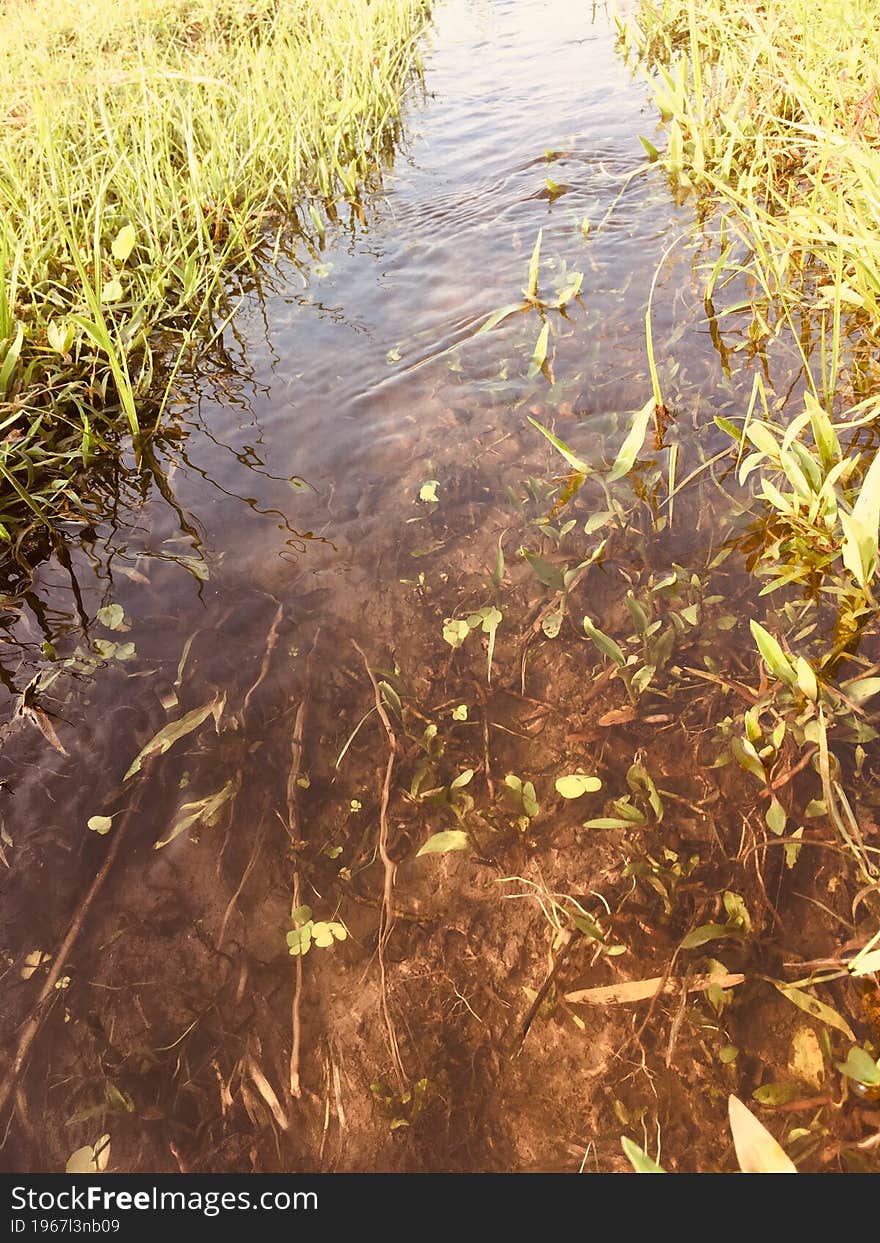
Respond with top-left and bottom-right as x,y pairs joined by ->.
618,1 -> 880,675
0,0 -> 428,555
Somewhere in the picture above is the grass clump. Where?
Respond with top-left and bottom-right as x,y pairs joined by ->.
0,0 -> 428,554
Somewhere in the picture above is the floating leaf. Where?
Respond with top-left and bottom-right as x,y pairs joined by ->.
555,774 -> 602,799
728,1095 -> 796,1173
124,699 -> 219,780
96,603 -> 126,631
416,830 -> 469,857
87,815 -> 113,836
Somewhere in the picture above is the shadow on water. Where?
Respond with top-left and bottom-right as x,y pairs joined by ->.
2,0 -> 878,1173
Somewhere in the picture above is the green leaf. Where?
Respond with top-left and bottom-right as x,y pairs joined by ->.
416,830 -> 470,857
66,1136 -> 110,1175
620,1136 -> 665,1173
840,510 -> 873,589
522,781 -> 539,818
527,321 -> 550,380
766,797 -> 787,836
528,417 -> 591,474
526,229 -> 542,300
794,657 -> 818,702
101,277 -> 123,304
555,774 -> 603,799
750,621 -> 797,688
451,704 -> 468,721
607,398 -> 654,482
804,392 -> 840,473
583,616 -> 626,666
87,815 -> 113,836
450,769 -> 474,790
419,480 -> 439,503
638,135 -> 660,162
844,677 -> 880,705
723,890 -> 751,932
522,549 -> 565,592
728,1095 -> 796,1173
680,923 -> 733,949
0,322 -> 24,396
752,1081 -> 801,1106
476,301 -> 528,335
311,920 -> 347,948
582,817 -> 640,829
772,982 -> 856,1041
155,778 -> 238,850
443,619 -> 470,649
836,1046 -> 880,1087
124,699 -> 220,780
111,224 -> 136,263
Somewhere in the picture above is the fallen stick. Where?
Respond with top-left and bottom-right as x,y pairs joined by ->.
564,972 -> 745,1007
0,765 -> 152,1117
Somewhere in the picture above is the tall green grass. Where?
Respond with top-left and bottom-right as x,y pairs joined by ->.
623,1 -> 880,626
0,0 -> 428,552
622,0 -> 880,874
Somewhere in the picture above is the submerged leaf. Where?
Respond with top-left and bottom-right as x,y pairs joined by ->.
772,981 -> 855,1041
416,830 -> 469,857
621,1136 -> 665,1173
154,777 -> 238,849
124,699 -> 219,780
555,774 -> 602,799
728,1096 -> 796,1173
607,398 -> 654,482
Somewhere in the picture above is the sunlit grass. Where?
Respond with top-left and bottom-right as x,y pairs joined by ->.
0,0 -> 428,548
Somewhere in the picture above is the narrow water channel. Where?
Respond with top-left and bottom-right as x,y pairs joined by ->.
2,0 -> 864,1174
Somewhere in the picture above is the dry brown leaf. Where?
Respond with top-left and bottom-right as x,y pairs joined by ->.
564,971 -> 745,1006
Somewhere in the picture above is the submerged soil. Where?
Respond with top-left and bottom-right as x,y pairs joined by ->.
1,0 -> 879,1173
